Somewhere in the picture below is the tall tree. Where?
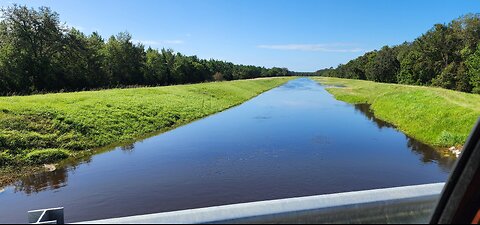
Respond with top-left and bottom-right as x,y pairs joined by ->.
102,32 -> 145,86
319,14 -> 480,94
0,5 -> 65,92
466,44 -> 480,94
0,5 -> 290,95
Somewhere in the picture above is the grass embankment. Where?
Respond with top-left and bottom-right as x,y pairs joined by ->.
316,77 -> 480,148
0,77 -> 292,185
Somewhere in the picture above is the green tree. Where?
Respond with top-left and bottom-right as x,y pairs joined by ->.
102,32 -> 145,86
365,47 -> 399,83
432,62 -> 457,90
466,44 -> 480,93
0,5 -> 65,92
160,48 -> 176,85
323,14 -> 480,93
0,5 -> 291,95
144,48 -> 167,85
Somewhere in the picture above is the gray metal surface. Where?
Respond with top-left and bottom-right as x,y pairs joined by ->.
75,183 -> 444,224
28,207 -> 64,224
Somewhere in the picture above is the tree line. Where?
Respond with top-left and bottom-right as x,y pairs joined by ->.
0,5 -> 291,96
316,14 -> 480,94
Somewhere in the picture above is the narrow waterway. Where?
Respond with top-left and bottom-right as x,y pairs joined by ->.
0,78 -> 455,223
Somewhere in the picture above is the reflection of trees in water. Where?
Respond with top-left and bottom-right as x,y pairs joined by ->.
354,104 -> 456,171
13,156 -> 93,195
13,143 -> 137,194
121,144 -> 135,152
354,104 -> 393,129
11,104 -> 456,194
406,137 -> 456,172
14,167 -> 69,194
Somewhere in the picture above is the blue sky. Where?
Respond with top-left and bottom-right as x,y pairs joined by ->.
1,0 -> 479,71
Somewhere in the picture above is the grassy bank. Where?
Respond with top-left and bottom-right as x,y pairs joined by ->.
0,77 -> 292,182
315,77 -> 480,148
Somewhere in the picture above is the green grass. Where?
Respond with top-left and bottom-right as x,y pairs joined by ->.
0,77 -> 292,168
315,77 -> 480,148
24,149 -> 70,165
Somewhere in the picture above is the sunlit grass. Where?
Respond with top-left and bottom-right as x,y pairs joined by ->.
0,77 -> 292,167
315,77 -> 480,147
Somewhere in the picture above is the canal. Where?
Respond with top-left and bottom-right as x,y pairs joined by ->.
0,78 -> 455,223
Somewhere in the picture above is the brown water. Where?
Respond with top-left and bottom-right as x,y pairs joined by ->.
0,78 -> 455,223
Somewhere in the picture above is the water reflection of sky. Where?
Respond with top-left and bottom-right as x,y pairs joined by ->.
0,78 -> 456,223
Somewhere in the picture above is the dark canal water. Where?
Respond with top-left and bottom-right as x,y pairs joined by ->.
0,78 -> 456,223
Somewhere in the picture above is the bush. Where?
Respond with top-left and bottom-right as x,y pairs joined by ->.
0,152 -> 15,166
437,131 -> 465,147
24,149 -> 70,165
